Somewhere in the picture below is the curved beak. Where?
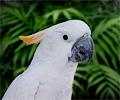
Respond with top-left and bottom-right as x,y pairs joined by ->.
69,34 -> 95,62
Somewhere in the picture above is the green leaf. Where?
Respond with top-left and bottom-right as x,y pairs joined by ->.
95,44 -> 109,66
11,27 -> 27,38
13,53 -> 19,70
0,13 -> 12,20
75,73 -> 86,80
73,80 -> 85,93
88,76 -> 105,88
13,67 -> 27,77
105,29 -> 119,44
105,73 -> 120,84
67,8 -> 89,23
1,38 -> 11,53
100,88 -> 108,99
2,64 -> 11,76
107,77 -> 120,91
97,39 -> 111,56
14,43 -> 26,53
14,8 -> 24,21
53,10 -> 61,24
93,17 -> 120,39
92,19 -> 106,39
3,7 -> 15,15
2,19 -> 20,26
9,37 -> 19,44
91,51 -> 99,65
22,30 -> 32,36
44,12 -> 53,19
28,45 -> 37,62
117,46 -> 120,61
76,65 -> 94,72
107,82 -> 120,95
100,65 -> 120,82
108,87 -> 116,99
110,27 -> 120,38
88,71 -> 103,83
26,3 -> 37,18
1,16 -> 16,24
111,57 -> 118,70
96,82 -> 107,95
21,51 -> 28,66
102,17 -> 120,32
62,10 -> 72,20
6,23 -> 24,35
101,34 -> 117,55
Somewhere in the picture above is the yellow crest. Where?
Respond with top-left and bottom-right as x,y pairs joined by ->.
19,31 -> 46,45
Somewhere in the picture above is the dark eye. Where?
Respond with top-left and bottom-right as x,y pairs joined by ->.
63,35 -> 68,40
62,33 -> 72,43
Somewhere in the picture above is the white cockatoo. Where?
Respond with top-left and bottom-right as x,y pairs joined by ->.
2,20 -> 94,100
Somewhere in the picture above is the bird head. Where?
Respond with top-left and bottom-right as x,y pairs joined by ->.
20,20 -> 94,63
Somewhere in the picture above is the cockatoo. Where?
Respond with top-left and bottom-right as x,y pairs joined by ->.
2,20 -> 94,100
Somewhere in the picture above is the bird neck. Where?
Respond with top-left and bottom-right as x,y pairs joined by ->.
28,42 -> 78,78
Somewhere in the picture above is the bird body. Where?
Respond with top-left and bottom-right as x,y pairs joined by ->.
2,20 -> 94,100
3,58 -> 77,100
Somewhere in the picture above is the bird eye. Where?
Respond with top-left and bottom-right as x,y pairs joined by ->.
62,33 -> 72,43
63,35 -> 68,40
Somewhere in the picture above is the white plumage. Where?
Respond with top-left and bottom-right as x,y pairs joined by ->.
2,20 -> 94,100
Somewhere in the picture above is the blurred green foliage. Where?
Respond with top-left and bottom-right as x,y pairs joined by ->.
0,1 -> 120,99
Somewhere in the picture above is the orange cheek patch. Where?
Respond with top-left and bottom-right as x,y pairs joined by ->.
20,32 -> 45,45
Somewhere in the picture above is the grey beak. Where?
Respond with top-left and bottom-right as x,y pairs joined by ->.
69,34 -> 95,62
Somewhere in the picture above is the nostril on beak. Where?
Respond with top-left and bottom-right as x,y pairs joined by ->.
79,51 -> 85,55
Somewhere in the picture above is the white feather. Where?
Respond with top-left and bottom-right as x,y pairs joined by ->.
2,20 -> 91,100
